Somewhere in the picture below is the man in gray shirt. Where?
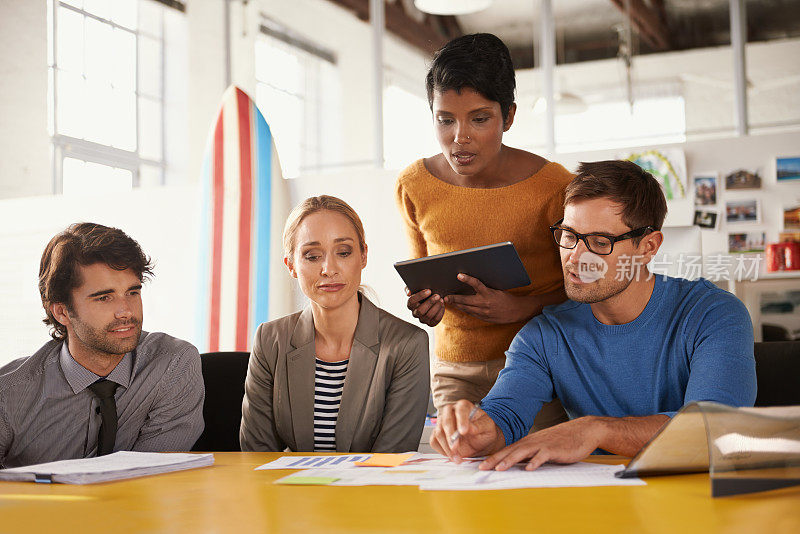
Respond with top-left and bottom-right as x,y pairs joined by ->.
0,223 -> 204,468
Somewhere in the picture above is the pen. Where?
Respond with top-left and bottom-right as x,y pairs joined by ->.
448,402 -> 480,445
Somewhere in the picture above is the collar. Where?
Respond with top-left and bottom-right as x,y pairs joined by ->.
59,342 -> 133,394
289,293 -> 380,350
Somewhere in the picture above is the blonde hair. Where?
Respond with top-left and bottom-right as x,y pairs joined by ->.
283,195 -> 367,258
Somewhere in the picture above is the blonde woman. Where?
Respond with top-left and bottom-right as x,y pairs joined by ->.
240,195 -> 430,453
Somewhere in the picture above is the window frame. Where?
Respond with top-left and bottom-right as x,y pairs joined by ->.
49,0 -> 168,193
254,23 -> 338,178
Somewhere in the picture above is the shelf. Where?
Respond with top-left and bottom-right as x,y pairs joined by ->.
756,271 -> 800,280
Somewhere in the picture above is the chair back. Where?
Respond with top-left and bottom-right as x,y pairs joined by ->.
192,351 -> 250,451
754,341 -> 800,406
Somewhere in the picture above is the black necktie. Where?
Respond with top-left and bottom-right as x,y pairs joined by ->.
89,379 -> 119,456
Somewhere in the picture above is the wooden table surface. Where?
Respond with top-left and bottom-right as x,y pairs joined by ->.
1,452 -> 798,533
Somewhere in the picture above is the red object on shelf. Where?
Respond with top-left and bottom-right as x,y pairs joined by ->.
785,242 -> 800,270
766,243 -> 786,272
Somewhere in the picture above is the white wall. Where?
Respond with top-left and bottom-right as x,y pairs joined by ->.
508,38 -> 800,152
556,130 -> 800,264
0,170 -> 425,367
186,0 -> 227,187
0,0 -> 50,198
0,186 -> 202,365
228,0 -> 431,169
287,168 -> 417,322
2,129 -> 799,365
0,0 -> 430,196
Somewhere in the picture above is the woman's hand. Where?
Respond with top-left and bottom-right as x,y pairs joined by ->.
406,288 -> 445,327
444,274 -> 539,324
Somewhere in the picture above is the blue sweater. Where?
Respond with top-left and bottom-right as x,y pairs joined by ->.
482,276 -> 757,445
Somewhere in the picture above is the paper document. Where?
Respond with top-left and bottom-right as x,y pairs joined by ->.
275,476 -> 340,485
269,453 -> 645,491
0,452 -> 214,485
420,462 -> 644,491
256,454 -> 375,470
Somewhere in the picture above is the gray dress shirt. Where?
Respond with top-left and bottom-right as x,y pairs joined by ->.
0,331 -> 204,468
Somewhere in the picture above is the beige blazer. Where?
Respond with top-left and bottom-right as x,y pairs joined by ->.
240,295 -> 430,453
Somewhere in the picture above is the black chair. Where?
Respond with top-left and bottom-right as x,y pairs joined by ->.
192,351 -> 250,451
762,323 -> 791,342
754,341 -> 800,407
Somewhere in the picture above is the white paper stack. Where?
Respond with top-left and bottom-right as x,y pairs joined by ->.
0,451 -> 214,485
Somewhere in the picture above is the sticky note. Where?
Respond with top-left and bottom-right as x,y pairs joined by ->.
275,476 -> 339,485
354,453 -> 415,467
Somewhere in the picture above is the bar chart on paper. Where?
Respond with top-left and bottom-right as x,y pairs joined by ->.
255,455 -> 374,470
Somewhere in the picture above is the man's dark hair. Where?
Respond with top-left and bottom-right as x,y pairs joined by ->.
39,222 -> 153,340
565,160 -> 669,234
426,33 -> 516,121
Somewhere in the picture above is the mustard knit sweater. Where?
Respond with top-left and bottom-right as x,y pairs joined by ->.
395,158 -> 573,363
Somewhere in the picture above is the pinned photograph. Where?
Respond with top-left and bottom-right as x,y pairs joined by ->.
725,169 -> 762,190
726,199 -> 761,224
729,232 -> 766,254
777,156 -> 800,181
693,174 -> 717,206
785,205 -> 800,230
619,148 -> 687,200
694,210 -> 718,229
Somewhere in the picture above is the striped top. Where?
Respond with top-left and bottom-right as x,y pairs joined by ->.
313,358 -> 348,452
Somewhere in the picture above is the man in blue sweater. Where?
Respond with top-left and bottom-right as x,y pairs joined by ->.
431,160 -> 756,471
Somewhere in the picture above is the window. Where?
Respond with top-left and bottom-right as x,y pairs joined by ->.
48,0 -> 181,193
553,96 -> 687,153
255,32 -> 340,178
383,84 -> 439,170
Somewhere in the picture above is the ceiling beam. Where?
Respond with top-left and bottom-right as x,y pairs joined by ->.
325,0 -> 460,55
608,0 -> 670,50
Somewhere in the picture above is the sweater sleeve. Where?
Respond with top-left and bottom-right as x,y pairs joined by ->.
394,176 -> 428,259
480,319 -> 556,445
677,286 -> 756,415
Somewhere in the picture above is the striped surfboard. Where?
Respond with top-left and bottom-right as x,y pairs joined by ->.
197,86 -> 291,353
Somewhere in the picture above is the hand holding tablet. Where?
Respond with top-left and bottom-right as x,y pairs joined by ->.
396,242 -> 533,325
395,242 -> 531,297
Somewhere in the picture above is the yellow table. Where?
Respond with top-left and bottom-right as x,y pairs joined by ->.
1,453 -> 798,533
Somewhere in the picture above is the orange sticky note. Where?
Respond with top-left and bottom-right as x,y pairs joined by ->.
354,453 -> 415,467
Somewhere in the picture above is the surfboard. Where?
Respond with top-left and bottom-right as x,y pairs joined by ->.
197,86 -> 291,353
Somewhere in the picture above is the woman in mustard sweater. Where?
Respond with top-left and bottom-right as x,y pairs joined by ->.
395,33 -> 571,430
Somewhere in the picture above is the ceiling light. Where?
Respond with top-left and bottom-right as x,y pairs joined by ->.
414,0 -> 492,16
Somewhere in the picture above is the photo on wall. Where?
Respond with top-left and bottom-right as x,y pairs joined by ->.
725,199 -> 761,224
725,169 -> 762,190
619,148 -> 687,200
777,156 -> 800,181
729,232 -> 766,254
693,210 -> 718,229
785,205 -> 800,230
693,173 -> 718,206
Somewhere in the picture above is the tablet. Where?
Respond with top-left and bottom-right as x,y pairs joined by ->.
394,242 -> 531,297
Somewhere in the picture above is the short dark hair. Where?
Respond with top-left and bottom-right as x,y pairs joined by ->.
565,160 -> 668,232
426,33 -> 516,121
39,222 -> 153,340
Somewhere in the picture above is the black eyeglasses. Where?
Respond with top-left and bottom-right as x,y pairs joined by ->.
549,218 -> 655,256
